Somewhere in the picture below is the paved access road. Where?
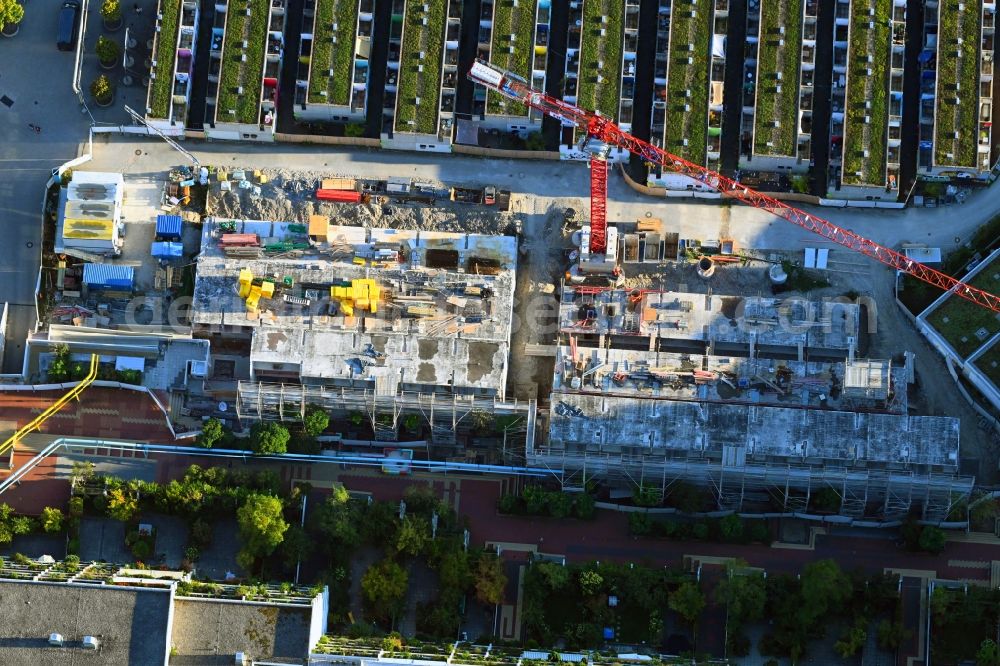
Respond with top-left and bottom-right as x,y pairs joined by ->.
0,6 -> 91,373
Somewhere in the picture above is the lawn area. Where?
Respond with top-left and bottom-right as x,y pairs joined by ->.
148,0 -> 181,119
753,0 -> 802,157
394,1 -> 446,134
934,0 -> 981,167
925,252 -> 1000,358
308,0 -> 359,105
972,340 -> 1000,387
842,0 -> 891,186
575,0 -> 623,119
665,0 -> 712,164
217,0 -> 270,124
486,0 -> 536,116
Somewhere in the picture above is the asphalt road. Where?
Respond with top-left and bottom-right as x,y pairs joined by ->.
0,6 -> 91,373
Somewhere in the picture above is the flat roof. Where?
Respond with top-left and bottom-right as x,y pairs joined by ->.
170,598 -> 313,665
394,1 -> 446,134
923,249 -> 1000,358
933,0 -> 982,168
553,347 -> 903,412
547,393 -> 959,469
307,0 -> 359,106
485,0 -> 537,117
0,581 -> 171,665
576,0 -> 623,119
216,0 -> 270,124
664,0 -> 713,163
753,0 -> 803,158
559,287 -> 859,351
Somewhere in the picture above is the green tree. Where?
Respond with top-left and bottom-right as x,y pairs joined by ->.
834,621 -> 867,658
918,525 -> 947,554
977,639 -> 1000,666
279,524 -> 312,569
236,494 -> 289,569
535,561 -> 569,590
362,559 -> 408,616
667,482 -> 704,512
249,421 -> 290,455
311,485 -> 360,548
303,406 -> 329,437
669,581 -> 706,627
523,485 -> 549,515
877,616 -> 910,651
579,569 -> 604,596
403,484 -> 442,516
573,493 -> 596,520
197,418 -> 225,448
719,514 -> 744,540
474,553 -> 507,605
799,559 -> 851,626
106,486 -> 139,522
395,515 -> 430,557
0,504 -> 33,544
547,492 -> 573,519
715,567 -> 766,625
40,507 -> 63,533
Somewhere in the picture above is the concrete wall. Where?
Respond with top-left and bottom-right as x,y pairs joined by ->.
380,132 -> 452,153
272,133 -> 380,147
452,144 -> 560,160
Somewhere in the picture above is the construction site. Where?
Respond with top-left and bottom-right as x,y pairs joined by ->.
22,59 -> 1000,524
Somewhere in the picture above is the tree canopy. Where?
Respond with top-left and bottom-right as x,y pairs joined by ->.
197,418 -> 225,448
249,422 -> 290,455
669,581 -> 706,626
362,558 -> 408,617
236,493 -> 289,569
303,406 -> 330,437
474,552 -> 507,606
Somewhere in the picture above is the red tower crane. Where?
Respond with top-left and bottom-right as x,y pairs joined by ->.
468,59 -> 1000,313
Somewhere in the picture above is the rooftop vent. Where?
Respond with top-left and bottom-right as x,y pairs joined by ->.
235,653 -> 248,666
82,636 -> 99,651
49,633 -> 64,647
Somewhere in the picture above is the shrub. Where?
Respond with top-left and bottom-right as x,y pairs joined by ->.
719,514 -> 744,541
498,494 -> 520,514
250,421 -> 290,455
197,418 -> 224,448
64,554 -> 81,571
68,496 -> 84,518
0,0 -> 24,26
573,493 -> 596,520
95,35 -> 121,64
89,75 -> 113,104
303,406 -> 330,436
40,507 -> 64,533
100,0 -> 121,21
692,522 -> 709,539
131,539 -> 152,561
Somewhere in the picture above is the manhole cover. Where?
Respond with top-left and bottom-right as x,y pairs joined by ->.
134,149 -> 142,156
26,241 -> 33,248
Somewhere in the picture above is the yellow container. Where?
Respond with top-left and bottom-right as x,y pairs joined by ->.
260,281 -> 275,299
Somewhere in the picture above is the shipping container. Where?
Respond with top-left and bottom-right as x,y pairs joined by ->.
316,189 -> 363,203
150,242 -> 184,259
82,263 -> 135,290
155,214 -> 183,240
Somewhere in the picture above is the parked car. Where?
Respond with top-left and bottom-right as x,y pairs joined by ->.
57,1 -> 81,52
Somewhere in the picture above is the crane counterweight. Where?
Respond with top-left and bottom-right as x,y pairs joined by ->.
466,58 -> 1000,313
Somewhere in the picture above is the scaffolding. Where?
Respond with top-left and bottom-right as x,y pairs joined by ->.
237,382 -> 536,450
527,448 -> 974,521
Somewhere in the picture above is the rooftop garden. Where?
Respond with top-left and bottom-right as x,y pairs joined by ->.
753,0 -> 802,157
925,252 -> 1000,357
934,0 -> 981,167
664,0 -> 712,164
930,585 -> 1000,664
575,0 -> 623,119
148,0 -> 181,119
216,0 -> 270,125
176,579 -> 321,604
972,339 -> 1000,387
394,0 -> 446,134
308,0 -> 359,106
842,0 -> 891,186
486,0 -> 537,116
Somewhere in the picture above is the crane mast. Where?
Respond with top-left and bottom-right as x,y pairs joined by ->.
467,59 -> 1000,313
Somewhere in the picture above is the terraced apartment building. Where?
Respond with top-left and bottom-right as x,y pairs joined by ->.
381,0 -> 461,151
202,0 -> 286,140
829,0 -> 905,200
741,0 -> 816,173
145,0 -> 200,133
294,0 -> 374,123
920,0 -> 995,180
473,0 -> 553,133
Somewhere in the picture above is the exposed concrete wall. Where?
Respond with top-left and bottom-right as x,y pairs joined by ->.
452,145 -> 561,160
273,133 -> 380,147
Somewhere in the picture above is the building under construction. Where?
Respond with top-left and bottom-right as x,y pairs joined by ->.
530,285 -> 972,522
192,217 -> 534,445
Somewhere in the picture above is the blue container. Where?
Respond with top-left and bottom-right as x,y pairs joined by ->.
155,214 -> 183,240
82,263 -> 135,290
151,241 -> 183,259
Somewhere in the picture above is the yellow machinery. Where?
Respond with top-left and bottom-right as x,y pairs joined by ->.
331,279 -> 381,317
239,270 -> 277,313
0,354 -> 99,458
238,268 -> 253,297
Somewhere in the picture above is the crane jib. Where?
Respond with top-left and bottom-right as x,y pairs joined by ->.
466,59 -> 1000,314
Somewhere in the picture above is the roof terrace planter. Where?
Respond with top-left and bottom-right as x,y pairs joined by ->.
486,0 -> 538,116
925,259 -> 1000,358
148,0 -> 182,119
576,0 -> 623,119
308,0 -> 359,105
665,0 -> 712,164
934,0 -> 981,167
217,0 -> 270,125
753,0 -> 803,157
394,0 -> 446,134
842,0 -> 891,186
